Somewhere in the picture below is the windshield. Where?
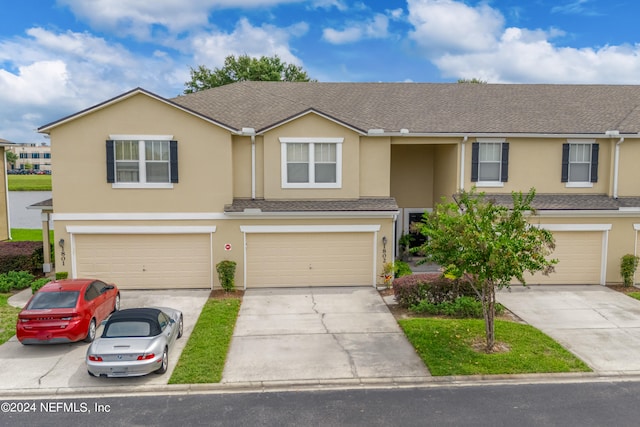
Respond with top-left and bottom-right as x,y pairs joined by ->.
27,291 -> 79,309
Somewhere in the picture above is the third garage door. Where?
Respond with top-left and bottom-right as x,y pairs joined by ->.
245,232 -> 375,288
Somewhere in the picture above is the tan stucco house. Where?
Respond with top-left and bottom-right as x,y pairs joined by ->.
37,82 -> 640,289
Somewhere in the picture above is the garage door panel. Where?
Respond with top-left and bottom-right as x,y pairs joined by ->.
75,234 -> 212,289
246,232 -> 374,288
525,231 -> 601,285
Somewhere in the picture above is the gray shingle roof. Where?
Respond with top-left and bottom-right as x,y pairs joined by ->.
171,82 -> 640,135
225,198 -> 398,213
463,194 -> 638,210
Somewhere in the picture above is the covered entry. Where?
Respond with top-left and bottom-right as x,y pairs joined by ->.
69,226 -> 215,289
241,225 -> 379,288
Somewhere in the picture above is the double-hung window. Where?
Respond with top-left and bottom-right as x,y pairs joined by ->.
106,135 -> 178,188
471,140 -> 509,186
562,141 -> 598,187
280,137 -> 343,188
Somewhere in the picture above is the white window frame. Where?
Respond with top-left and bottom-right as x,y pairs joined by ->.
280,137 -> 343,189
110,134 -> 173,189
566,139 -> 594,188
476,138 -> 504,188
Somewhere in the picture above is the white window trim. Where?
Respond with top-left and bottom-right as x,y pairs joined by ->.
476,138 -> 505,186
565,139 -> 594,188
476,181 -> 505,188
280,137 -> 343,189
109,134 -> 174,189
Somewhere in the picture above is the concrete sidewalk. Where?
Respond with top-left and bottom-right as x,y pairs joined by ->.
222,287 -> 430,383
497,285 -> 640,375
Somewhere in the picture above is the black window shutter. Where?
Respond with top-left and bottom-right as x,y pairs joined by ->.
170,140 -> 178,183
590,143 -> 599,183
471,142 -> 479,182
561,143 -> 569,182
106,140 -> 115,183
500,143 -> 509,182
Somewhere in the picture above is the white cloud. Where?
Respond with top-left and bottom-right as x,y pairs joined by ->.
407,0 -> 640,84
58,0 -> 306,39
191,18 -> 307,67
322,13 -> 390,44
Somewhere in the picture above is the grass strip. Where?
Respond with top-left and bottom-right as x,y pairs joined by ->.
627,292 -> 640,301
8,175 -> 52,191
10,229 -> 52,242
399,317 -> 590,376
169,298 -> 241,384
0,294 -> 21,345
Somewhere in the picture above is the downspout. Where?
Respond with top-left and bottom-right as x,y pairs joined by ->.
613,137 -> 624,199
241,128 -> 256,200
459,136 -> 468,192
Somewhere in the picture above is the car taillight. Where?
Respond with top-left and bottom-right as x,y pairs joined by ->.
137,353 -> 155,361
88,355 -> 103,362
18,318 -> 29,323
61,314 -> 79,320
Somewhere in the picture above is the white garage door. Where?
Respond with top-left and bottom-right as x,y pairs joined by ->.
74,234 -> 212,289
526,231 -> 603,285
245,232 -> 375,288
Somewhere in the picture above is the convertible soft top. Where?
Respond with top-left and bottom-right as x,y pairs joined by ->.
106,308 -> 163,336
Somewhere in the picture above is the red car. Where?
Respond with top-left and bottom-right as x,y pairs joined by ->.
16,279 -> 120,345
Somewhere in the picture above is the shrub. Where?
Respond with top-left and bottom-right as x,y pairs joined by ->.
621,254 -> 639,287
55,271 -> 68,280
411,296 -> 504,318
31,277 -> 51,294
0,271 -> 35,292
393,260 -> 413,278
392,273 -> 476,308
216,260 -> 237,292
0,241 -> 44,274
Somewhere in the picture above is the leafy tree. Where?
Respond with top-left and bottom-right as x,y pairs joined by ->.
6,151 -> 17,169
414,188 -> 557,351
184,54 -> 314,94
457,78 -> 487,84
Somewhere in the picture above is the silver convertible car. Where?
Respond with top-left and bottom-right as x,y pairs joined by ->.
86,307 -> 183,377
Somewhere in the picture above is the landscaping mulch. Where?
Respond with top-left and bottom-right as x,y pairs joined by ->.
209,289 -> 244,301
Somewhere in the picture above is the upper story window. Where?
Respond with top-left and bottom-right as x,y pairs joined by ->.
562,141 -> 598,187
31,153 -> 40,159
44,153 -> 51,159
471,140 -> 509,186
280,137 -> 343,189
19,153 -> 27,159
106,135 -> 178,188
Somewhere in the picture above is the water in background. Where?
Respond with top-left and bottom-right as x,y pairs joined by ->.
8,191 -> 52,229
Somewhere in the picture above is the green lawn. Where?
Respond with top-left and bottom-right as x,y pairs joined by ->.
11,229 -> 52,242
169,298 -> 241,384
0,294 -> 21,345
8,175 -> 52,191
628,292 -> 640,301
399,317 -> 591,376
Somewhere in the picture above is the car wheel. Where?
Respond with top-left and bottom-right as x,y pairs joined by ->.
84,318 -> 97,343
155,348 -> 168,374
177,315 -> 184,339
112,293 -> 120,313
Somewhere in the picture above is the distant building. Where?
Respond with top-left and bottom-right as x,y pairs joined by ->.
7,143 -> 51,172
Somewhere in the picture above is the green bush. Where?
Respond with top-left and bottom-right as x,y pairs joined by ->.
393,260 -> 413,278
0,271 -> 35,292
0,241 -> 43,274
31,277 -> 51,294
621,254 -> 639,287
392,273 -> 476,308
411,296 -> 504,318
55,271 -> 68,280
216,260 -> 237,292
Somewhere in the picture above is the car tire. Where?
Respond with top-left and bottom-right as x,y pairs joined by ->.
112,293 -> 120,313
155,348 -> 168,374
84,318 -> 97,343
177,315 -> 183,339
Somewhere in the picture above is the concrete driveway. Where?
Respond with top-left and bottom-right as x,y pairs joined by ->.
497,285 -> 640,375
0,289 -> 209,393
222,287 -> 430,384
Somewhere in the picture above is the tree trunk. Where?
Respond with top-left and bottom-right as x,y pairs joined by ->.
482,281 -> 496,352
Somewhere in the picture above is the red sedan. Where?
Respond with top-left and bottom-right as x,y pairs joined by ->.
16,279 -> 120,345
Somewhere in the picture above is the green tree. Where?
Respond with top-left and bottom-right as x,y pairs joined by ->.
414,188 -> 557,351
457,78 -> 487,84
184,54 -> 314,94
6,151 -> 17,169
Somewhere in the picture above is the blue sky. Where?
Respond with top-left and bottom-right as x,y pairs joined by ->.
2,0 -> 640,143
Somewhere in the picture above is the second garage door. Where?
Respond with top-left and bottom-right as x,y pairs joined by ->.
245,232 -> 375,288
525,230 -> 604,285
74,233 -> 212,289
